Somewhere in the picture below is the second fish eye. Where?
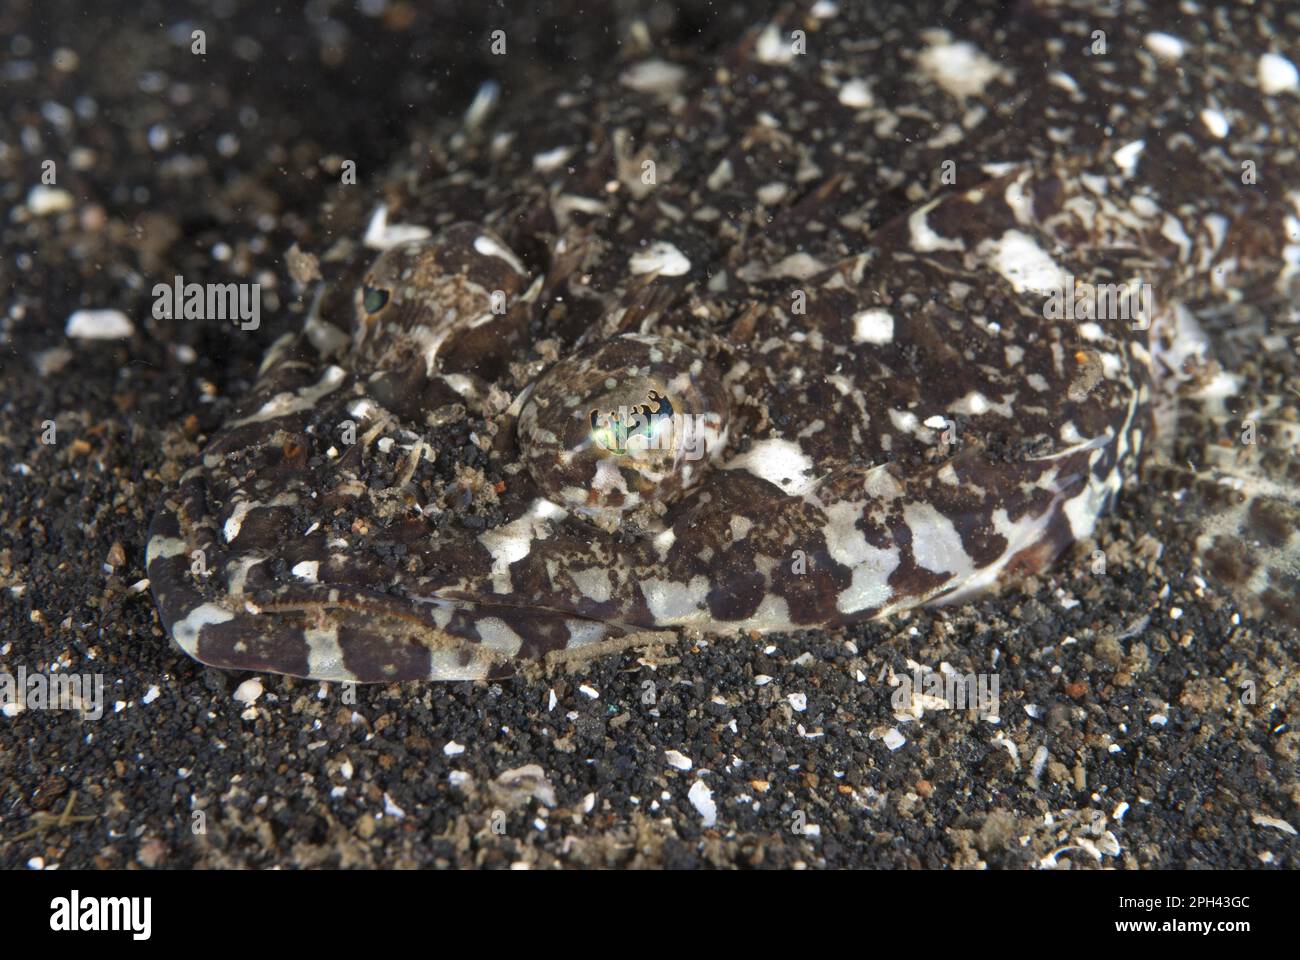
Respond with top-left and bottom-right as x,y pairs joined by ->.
362,286 -> 389,314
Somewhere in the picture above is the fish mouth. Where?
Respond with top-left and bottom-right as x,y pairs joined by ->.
147,496 -> 646,683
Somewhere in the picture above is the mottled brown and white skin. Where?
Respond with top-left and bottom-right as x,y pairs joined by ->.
148,0 -> 1300,682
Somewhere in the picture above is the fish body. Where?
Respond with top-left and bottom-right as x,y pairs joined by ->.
149,1 -> 1300,681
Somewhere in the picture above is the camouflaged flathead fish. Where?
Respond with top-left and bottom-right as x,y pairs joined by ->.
148,0 -> 1300,682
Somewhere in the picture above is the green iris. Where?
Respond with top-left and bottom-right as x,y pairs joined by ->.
362,286 -> 389,314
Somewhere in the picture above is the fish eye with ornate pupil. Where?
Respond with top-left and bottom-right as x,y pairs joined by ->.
589,389 -> 676,457
518,333 -> 728,527
361,286 -> 389,314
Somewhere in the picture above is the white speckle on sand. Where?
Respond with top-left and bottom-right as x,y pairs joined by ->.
665,750 -> 693,771
1112,139 -> 1146,175
787,692 -> 808,712
707,158 -> 734,191
1031,745 -> 1049,780
852,308 -> 895,345
444,740 -> 466,756
620,59 -> 687,96
362,203 -> 432,250
754,24 -> 793,65
1097,832 -> 1122,857
1048,72 -> 1080,95
1258,52 -> 1299,95
27,185 -> 74,215
917,33 -> 1004,99
688,779 -> 717,826
1252,813 -> 1297,835
463,80 -> 499,128
383,793 -> 406,819
65,309 -> 133,340
223,500 -> 252,543
531,145 -> 575,173
629,241 -> 691,276
1144,32 -> 1186,61
233,678 -> 263,705
472,234 -> 527,274
1200,107 -> 1229,139
34,346 -> 74,377
883,728 -> 906,751
838,78 -> 873,108
756,182 -> 789,206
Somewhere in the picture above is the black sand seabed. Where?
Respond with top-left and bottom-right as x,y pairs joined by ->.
1,1 -> 1297,869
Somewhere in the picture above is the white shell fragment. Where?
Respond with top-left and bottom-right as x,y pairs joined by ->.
27,185 -> 74,216
629,241 -> 692,276
65,309 -> 134,340
1258,52 -> 1299,96
687,779 -> 717,826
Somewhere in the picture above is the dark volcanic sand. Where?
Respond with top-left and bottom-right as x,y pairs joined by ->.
1,0 -> 1297,869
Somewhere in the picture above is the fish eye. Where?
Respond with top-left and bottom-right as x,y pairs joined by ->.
362,286 -> 390,314
518,334 -> 729,527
